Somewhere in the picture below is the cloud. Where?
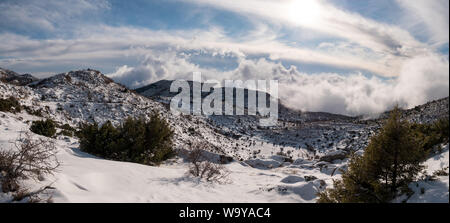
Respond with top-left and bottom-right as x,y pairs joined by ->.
0,1 -> 444,79
0,0 -> 448,116
108,51 -> 203,88
184,0 -> 425,57
0,0 -> 110,35
396,0 -> 449,47
280,56 -> 449,115
107,49 -> 449,116
394,53 -> 449,108
0,25 -> 421,78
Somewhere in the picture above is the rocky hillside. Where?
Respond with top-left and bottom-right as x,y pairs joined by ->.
0,68 -> 448,203
1,68 -> 448,163
401,97 -> 449,124
0,67 -> 38,86
377,97 -> 449,124
0,69 -> 244,159
135,80 -> 354,123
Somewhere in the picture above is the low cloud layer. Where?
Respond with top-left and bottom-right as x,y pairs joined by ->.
280,54 -> 449,115
108,50 -> 449,116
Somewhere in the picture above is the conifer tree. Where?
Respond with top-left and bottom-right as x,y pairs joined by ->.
318,107 -> 426,203
363,108 -> 425,197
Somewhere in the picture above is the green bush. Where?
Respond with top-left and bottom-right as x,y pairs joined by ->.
30,119 -> 57,137
318,108 -> 425,203
23,106 -> 43,117
59,129 -> 74,137
0,96 -> 21,113
433,118 -> 449,143
410,117 -> 449,152
60,124 -> 76,132
78,113 -> 174,165
57,124 -> 75,137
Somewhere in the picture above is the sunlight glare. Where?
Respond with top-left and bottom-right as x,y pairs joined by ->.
288,0 -> 322,26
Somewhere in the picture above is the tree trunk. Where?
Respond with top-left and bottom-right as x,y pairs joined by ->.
392,149 -> 399,194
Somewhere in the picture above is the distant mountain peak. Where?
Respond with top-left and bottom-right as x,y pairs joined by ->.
0,67 -> 38,86
30,69 -> 117,89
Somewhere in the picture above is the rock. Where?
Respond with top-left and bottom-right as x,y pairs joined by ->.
281,176 -> 304,184
219,155 -> 233,164
270,155 -> 293,163
293,159 -> 306,165
304,175 -> 317,182
319,150 -> 348,162
315,161 -> 328,168
318,180 -> 326,187
244,159 -> 281,169
283,156 -> 294,163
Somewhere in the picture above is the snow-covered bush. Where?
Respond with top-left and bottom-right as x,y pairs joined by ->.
23,106 -> 43,117
186,143 -> 229,183
78,113 -> 175,165
57,124 -> 75,137
0,133 -> 59,202
0,96 -> 21,113
30,119 -> 57,138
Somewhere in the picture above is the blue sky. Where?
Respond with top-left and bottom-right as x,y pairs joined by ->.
0,0 -> 448,115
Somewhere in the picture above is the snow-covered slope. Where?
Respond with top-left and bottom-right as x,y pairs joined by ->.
377,97 -> 449,124
1,68 -> 448,203
1,69 -> 239,156
0,111 -> 339,203
393,144 -> 449,203
1,110 -> 447,203
135,79 -> 354,123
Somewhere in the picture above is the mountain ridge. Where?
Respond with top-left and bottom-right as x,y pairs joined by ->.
0,67 -> 38,86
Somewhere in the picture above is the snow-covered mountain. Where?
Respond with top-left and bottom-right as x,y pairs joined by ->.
0,68 -> 448,203
378,97 -> 449,124
135,79 -> 355,122
0,67 -> 38,86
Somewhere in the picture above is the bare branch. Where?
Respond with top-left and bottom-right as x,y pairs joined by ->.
0,132 -> 59,202
186,142 -> 230,184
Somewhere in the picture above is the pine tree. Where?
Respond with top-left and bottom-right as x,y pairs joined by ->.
364,108 -> 425,198
318,107 -> 426,203
144,112 -> 174,164
317,153 -> 382,203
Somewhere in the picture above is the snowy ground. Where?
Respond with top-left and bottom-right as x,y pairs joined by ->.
403,145 -> 449,203
0,112 -> 334,202
1,111 -> 448,203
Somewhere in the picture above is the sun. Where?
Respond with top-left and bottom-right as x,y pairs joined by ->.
288,0 -> 322,26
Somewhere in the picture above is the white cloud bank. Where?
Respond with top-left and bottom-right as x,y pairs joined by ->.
281,53 -> 449,115
108,50 -> 449,116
